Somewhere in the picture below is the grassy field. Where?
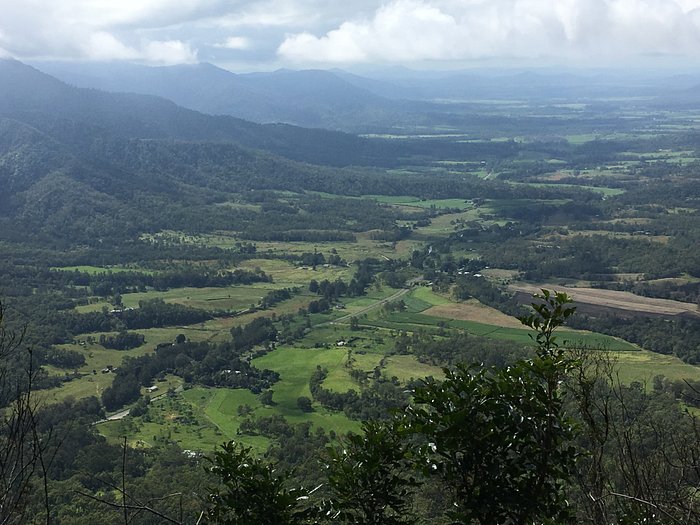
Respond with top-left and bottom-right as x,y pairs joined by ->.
364,310 -> 637,351
235,259 -> 354,285
53,265 -> 155,275
119,283 -> 283,311
506,181 -> 625,197
100,388 -> 271,453
147,230 -> 408,263
613,350 -> 700,386
365,195 -> 474,210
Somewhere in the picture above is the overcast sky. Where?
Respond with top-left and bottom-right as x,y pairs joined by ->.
2,0 -> 700,71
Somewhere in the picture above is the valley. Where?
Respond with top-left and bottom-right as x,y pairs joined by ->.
2,58 -> 700,523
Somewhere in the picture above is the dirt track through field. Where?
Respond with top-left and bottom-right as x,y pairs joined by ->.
509,283 -> 700,317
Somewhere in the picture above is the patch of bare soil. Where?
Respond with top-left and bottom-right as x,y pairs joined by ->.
509,283 -> 700,318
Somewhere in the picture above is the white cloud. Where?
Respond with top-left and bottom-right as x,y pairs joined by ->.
84,32 -> 140,61
51,0 -> 237,29
0,0 -> 220,63
213,36 -> 251,49
142,40 -> 198,64
2,0 -> 700,67
213,2 -> 320,28
79,30 -> 197,64
278,0 -> 700,64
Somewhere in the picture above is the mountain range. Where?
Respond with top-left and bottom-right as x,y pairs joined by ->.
35,61 -> 700,132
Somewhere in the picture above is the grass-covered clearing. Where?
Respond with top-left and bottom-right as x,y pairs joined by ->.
364,195 -> 474,210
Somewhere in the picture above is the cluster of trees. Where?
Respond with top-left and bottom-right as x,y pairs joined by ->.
395,329 -> 531,368
298,251 -> 344,268
603,278 -> 700,305
481,234 -> 688,281
653,374 -> 700,408
308,366 -> 409,421
308,279 -> 347,301
452,274 -> 523,315
99,331 -> 145,350
102,338 -> 279,411
36,346 -> 86,368
568,314 -> 700,364
101,314 -> 281,411
86,267 -> 271,297
230,317 -> 278,353
56,299 -> 212,339
259,288 -> 296,309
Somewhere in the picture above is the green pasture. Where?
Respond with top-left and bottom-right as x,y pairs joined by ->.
100,389 -> 270,453
252,238 -> 402,262
253,346 -> 361,433
383,355 -> 443,383
410,286 -> 451,306
75,301 -> 113,313
144,230 -> 414,263
613,350 -> 700,386
412,209 -> 489,237
53,265 -> 155,275
363,310 -> 637,351
364,195 -> 474,210
507,181 -> 625,197
119,284 -> 283,311
235,259 -> 353,285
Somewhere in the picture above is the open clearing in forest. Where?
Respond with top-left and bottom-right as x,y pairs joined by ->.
510,283 -> 700,318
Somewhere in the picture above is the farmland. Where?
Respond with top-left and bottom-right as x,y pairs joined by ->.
510,283 -> 700,318
3,76 -> 700,465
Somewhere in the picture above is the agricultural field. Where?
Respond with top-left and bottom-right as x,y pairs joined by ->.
6,85 -> 700,464
510,283 -> 700,318
95,268 -> 700,451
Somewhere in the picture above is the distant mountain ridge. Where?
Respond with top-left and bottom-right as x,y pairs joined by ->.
34,61 -> 700,134
34,61 -> 403,132
0,59 -> 402,167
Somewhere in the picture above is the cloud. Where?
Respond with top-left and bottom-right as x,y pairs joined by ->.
84,32 -> 140,61
2,0 -> 700,67
213,36 -> 252,49
78,31 -> 197,64
142,40 -> 198,64
0,0 -> 220,63
278,0 -> 700,64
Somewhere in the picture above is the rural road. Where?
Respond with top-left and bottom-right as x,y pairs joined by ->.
96,385 -> 183,424
326,287 -> 411,326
